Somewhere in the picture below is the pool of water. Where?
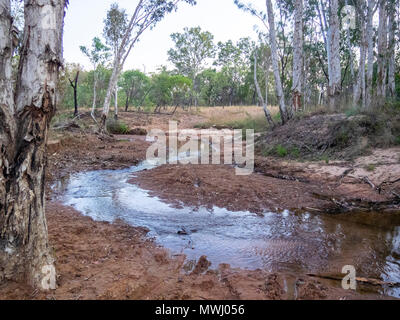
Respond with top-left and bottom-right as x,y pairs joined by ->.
52,161 -> 400,298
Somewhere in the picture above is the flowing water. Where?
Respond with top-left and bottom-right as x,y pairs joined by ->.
53,160 -> 400,298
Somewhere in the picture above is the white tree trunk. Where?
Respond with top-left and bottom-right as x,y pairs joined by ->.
345,0 -> 355,84
91,72 -> 97,118
1,0 -> 66,290
254,52 -> 274,125
377,0 -> 388,102
328,0 -> 341,109
100,56 -> 121,131
265,65 -> 269,107
366,0 -> 376,108
114,85 -> 118,119
388,5 -> 396,97
292,0 -> 303,113
0,0 -> 13,112
317,0 -> 331,87
266,0 -> 289,124
354,5 -> 367,107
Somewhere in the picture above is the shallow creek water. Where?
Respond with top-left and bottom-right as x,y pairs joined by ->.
52,160 -> 400,298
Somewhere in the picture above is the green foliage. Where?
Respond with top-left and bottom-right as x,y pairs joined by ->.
345,107 -> 361,117
103,3 -> 128,50
290,147 -> 300,159
168,26 -> 215,80
335,129 -> 350,146
365,164 -> 376,172
119,70 -> 151,110
260,145 -> 300,159
80,37 -> 110,68
275,145 -> 288,157
59,64 -> 111,111
149,69 -> 192,107
321,154 -> 330,164
106,120 -> 130,134
272,112 -> 282,123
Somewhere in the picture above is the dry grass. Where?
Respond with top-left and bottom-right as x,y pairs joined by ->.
193,106 -> 279,132
53,105 -> 280,133
198,105 -> 278,122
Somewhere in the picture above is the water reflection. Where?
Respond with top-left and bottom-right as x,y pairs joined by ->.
52,162 -> 400,298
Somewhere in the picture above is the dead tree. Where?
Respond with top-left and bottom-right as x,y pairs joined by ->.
68,71 -> 80,117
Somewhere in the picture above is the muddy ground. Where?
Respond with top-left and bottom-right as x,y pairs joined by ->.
1,110 -> 399,300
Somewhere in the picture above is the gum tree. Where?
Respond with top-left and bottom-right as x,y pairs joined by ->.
265,0 -> 290,123
292,0 -> 303,112
119,70 -> 150,111
80,37 -> 110,121
99,0 -> 196,133
235,0 -> 291,124
0,0 -> 67,289
168,26 -> 215,107
327,0 -> 341,109
103,3 -> 128,119
376,0 -> 387,103
253,46 -> 274,125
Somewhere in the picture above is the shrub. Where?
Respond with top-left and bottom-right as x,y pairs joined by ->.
290,147 -> 300,158
276,145 -> 288,157
321,154 -> 330,164
365,164 -> 376,172
107,120 -> 130,134
345,108 -> 361,117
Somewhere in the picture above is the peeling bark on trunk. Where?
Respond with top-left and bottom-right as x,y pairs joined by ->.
377,0 -> 387,103
345,0 -> 355,88
387,6 -> 396,98
0,0 -> 13,112
354,3 -> 367,107
0,0 -> 66,290
292,0 -> 303,113
266,0 -> 289,124
328,0 -> 341,110
366,0 -> 376,108
317,0 -> 331,85
100,60 -> 120,132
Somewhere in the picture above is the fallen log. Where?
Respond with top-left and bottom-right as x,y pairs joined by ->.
312,192 -> 400,213
254,169 -> 311,184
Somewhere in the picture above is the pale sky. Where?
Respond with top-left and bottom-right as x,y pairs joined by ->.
63,0 -> 263,73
